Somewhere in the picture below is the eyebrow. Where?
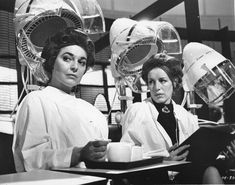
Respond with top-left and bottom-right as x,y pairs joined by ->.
148,76 -> 168,81
63,52 -> 87,60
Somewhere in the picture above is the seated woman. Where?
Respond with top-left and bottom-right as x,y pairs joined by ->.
12,27 -> 109,172
121,53 -> 223,184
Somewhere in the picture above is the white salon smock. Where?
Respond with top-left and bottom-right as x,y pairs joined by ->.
121,98 -> 199,155
13,86 -> 108,172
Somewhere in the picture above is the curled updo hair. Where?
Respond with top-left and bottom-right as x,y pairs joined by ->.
142,53 -> 183,90
41,27 -> 95,79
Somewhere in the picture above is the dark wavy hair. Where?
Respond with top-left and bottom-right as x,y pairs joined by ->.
41,27 -> 95,81
142,53 -> 183,90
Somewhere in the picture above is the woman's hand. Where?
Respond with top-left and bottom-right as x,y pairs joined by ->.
166,143 -> 190,161
81,140 -> 110,162
226,139 -> 235,158
222,139 -> 235,169
70,140 -> 110,167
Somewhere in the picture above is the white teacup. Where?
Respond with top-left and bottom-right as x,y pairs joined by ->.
107,142 -> 143,162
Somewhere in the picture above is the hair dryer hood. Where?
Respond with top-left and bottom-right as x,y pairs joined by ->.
183,42 -> 235,104
146,20 -> 182,56
109,18 -> 181,93
14,0 -> 105,83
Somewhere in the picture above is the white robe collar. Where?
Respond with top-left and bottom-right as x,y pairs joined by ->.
144,98 -> 180,147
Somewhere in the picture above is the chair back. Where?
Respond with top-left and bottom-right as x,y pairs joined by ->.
0,132 -> 16,174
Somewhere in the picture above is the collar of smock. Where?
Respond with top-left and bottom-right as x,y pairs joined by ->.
44,86 -> 76,99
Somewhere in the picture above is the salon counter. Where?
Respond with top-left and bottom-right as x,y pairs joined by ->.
0,170 -> 106,185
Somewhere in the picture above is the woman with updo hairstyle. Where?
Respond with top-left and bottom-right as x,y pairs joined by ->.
141,53 -> 183,91
41,27 -> 95,84
121,53 -> 223,184
13,27 -> 109,172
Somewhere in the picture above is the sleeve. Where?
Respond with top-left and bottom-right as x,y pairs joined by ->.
96,108 -> 109,139
182,108 -> 199,138
188,112 -> 199,133
13,94 -> 73,171
120,103 -> 145,146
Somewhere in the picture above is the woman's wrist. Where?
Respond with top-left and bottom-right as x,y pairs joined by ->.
70,147 -> 82,167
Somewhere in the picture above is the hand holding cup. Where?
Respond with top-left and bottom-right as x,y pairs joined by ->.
81,139 -> 111,162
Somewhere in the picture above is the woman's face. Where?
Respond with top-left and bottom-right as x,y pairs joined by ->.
49,45 -> 87,93
147,67 -> 173,104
